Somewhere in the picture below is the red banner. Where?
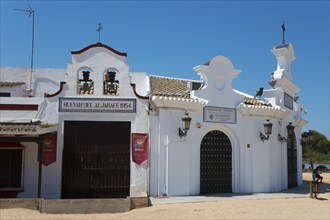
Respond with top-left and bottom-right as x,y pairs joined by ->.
132,133 -> 148,165
38,133 -> 57,166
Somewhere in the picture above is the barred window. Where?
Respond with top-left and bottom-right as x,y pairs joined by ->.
0,149 -> 23,188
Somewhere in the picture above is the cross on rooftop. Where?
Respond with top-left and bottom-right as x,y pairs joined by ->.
96,22 -> 103,43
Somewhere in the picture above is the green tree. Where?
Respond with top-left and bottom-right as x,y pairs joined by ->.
312,131 -> 330,154
303,146 -> 328,169
302,130 -> 330,167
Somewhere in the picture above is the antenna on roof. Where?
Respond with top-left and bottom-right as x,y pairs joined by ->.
14,5 -> 35,93
96,22 -> 103,43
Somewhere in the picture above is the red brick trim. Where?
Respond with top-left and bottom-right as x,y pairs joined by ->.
0,104 -> 38,111
130,84 -> 149,100
71,43 -> 127,57
44,81 -> 66,98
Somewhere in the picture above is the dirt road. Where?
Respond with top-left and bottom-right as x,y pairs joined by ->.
1,173 -> 329,220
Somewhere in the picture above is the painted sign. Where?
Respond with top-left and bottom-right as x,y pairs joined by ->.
59,97 -> 136,113
38,133 -> 57,166
132,133 -> 149,165
203,106 -> 237,124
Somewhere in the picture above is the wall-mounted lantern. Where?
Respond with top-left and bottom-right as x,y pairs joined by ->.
301,132 -> 308,143
278,122 -> 295,143
179,112 -> 192,139
286,122 -> 295,137
260,119 -> 273,142
301,130 -> 313,145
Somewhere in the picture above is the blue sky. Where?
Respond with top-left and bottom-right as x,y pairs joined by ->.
1,0 -> 329,138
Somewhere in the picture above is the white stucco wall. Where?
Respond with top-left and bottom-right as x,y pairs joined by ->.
0,67 -> 66,124
16,142 -> 59,199
1,45 -> 149,199
149,46 -> 306,196
149,106 -> 295,196
1,67 -> 66,199
16,142 -> 38,198
56,44 -> 149,198
1,43 -> 307,199
0,67 -> 66,97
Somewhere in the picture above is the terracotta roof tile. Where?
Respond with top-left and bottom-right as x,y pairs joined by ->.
150,76 -> 202,98
0,122 -> 56,134
0,82 -> 25,87
244,97 -> 270,106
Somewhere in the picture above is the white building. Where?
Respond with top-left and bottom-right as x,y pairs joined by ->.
0,41 -> 307,199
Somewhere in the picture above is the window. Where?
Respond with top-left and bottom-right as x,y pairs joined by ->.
104,68 -> 120,95
78,67 -> 94,94
0,148 -> 23,188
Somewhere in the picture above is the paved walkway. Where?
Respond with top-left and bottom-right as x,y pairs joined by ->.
150,181 -> 330,205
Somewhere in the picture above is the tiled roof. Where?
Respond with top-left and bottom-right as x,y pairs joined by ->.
0,122 -> 57,134
238,102 -> 287,119
149,76 -> 202,98
0,82 -> 25,87
152,95 -> 208,105
240,104 -> 280,110
244,97 -> 270,106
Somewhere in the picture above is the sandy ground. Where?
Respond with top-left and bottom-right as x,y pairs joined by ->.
1,173 -> 329,220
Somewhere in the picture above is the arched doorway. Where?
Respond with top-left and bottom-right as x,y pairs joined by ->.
200,130 -> 232,194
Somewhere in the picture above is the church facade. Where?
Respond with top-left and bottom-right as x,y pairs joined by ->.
0,41 -> 307,199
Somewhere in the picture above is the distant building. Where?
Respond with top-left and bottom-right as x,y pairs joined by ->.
0,42 -> 307,199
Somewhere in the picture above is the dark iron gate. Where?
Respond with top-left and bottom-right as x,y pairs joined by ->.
61,121 -> 130,199
200,130 -> 232,194
287,133 -> 297,188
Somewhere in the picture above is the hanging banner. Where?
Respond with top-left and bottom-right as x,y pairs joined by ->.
132,133 -> 148,165
38,133 -> 57,166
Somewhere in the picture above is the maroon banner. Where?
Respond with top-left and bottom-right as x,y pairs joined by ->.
38,133 -> 57,166
132,133 -> 148,165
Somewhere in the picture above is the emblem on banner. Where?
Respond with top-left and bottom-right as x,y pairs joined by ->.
38,133 -> 57,166
132,133 -> 148,165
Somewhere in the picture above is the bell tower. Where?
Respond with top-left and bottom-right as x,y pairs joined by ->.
271,43 -> 296,81
264,20 -> 300,110
265,43 -> 300,109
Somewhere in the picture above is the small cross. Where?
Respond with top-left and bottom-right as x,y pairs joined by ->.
96,22 -> 103,43
281,20 -> 286,45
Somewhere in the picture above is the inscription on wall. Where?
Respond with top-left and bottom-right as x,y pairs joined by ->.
203,106 -> 237,124
59,97 -> 136,113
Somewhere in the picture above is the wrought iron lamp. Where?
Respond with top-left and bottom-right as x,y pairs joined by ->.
301,130 -> 313,145
260,119 -> 273,142
286,122 -> 295,136
179,112 -> 192,139
301,132 -> 308,143
278,122 -> 295,143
